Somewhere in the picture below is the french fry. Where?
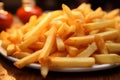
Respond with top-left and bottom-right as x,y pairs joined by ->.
39,26 -> 57,77
65,30 -> 118,46
77,3 -> 92,16
6,44 -> 16,56
29,15 -> 37,25
50,20 -> 63,30
40,26 -> 67,77
94,54 -> 120,64
57,23 -> 75,40
39,26 -> 57,59
20,15 -> 37,32
72,20 -> 85,36
56,35 -> 65,51
77,42 -> 97,57
47,57 -> 95,68
62,4 -> 74,20
62,25 -> 75,40
14,50 -> 42,69
66,46 -> 79,57
57,23 -> 66,37
22,48 -> 33,53
104,9 -> 120,19
0,31 -> 11,49
28,41 -> 44,51
51,15 -> 67,23
72,10 -> 84,20
84,19 -> 115,32
26,15 -> 37,31
94,35 -> 108,54
116,24 -> 120,42
40,66 -> 49,78
17,29 -> 23,42
37,13 -> 47,23
105,42 -> 120,53
89,29 -> 99,35
19,36 -> 38,50
7,30 -> 20,44
104,28 -> 116,31
50,51 -> 67,57
12,52 -> 31,59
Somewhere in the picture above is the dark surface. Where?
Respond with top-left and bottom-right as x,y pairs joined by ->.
0,0 -> 120,14
0,54 -> 120,80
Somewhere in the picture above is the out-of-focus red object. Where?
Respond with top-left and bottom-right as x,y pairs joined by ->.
0,2 -> 13,32
16,0 -> 43,24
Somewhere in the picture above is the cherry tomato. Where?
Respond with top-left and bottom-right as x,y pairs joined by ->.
17,6 -> 42,24
0,10 -> 13,31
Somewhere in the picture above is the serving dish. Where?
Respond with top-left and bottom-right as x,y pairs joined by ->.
0,50 -> 119,72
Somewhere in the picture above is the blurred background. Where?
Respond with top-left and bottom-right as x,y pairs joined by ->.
0,0 -> 120,14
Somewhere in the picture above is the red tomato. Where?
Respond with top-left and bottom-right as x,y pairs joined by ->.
17,6 -> 42,24
0,12 -> 13,31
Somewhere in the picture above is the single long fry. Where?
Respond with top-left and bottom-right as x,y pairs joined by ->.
94,54 -> 120,64
39,26 -> 57,59
77,42 -> 97,57
19,36 -> 38,50
47,57 -> 95,68
12,52 -> 31,59
14,50 -> 42,69
84,20 -> 115,31
105,42 -> 120,53
38,27 -> 57,78
57,23 -> 66,37
65,30 -> 118,46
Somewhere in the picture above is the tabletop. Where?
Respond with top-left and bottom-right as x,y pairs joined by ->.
0,54 -> 120,80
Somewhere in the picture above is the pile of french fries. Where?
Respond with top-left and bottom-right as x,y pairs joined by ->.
0,3 -> 120,78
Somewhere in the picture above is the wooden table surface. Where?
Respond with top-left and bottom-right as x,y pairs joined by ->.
0,54 -> 120,80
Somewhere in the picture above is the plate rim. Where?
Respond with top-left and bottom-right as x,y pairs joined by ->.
0,52 -> 120,72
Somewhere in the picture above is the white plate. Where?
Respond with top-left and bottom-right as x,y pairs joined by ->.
0,40 -> 119,72
0,52 -> 120,72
